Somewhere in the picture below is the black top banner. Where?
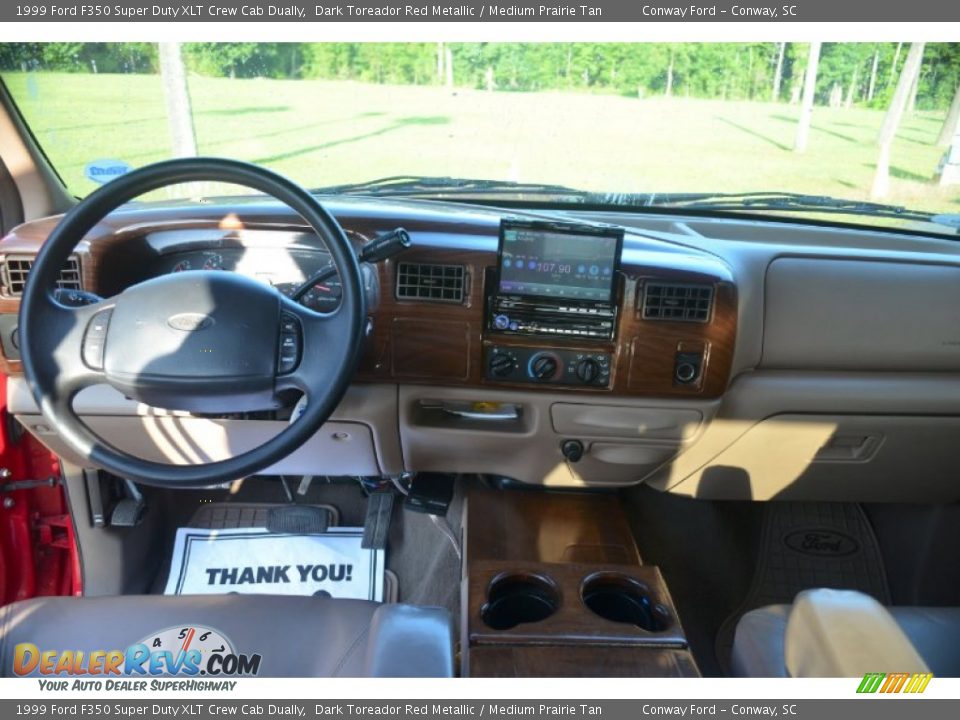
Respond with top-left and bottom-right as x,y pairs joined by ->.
3,0 -> 959,23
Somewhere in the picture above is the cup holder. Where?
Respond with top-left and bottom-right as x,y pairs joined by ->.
481,572 -> 560,631
580,572 -> 671,632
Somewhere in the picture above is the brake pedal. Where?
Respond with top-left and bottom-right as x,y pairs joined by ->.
109,479 -> 145,528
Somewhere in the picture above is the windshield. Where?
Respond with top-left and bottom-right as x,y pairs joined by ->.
1,42 -> 959,236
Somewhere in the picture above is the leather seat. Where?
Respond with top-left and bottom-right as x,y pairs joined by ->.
0,595 -> 454,677
732,589 -> 960,677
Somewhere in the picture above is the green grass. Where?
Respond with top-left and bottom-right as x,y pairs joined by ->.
3,71 -> 958,213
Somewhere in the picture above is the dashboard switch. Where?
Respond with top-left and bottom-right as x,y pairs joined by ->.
575,358 -> 601,384
528,352 -> 561,381
674,351 -> 704,385
561,439 -> 584,463
489,350 -> 517,377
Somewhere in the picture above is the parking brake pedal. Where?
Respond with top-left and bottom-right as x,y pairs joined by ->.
109,479 -> 146,528
362,489 -> 395,550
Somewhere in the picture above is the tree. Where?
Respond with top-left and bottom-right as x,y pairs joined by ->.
871,42 -> 926,198
937,83 -> 960,147
159,43 -> 197,159
867,46 -> 879,102
772,42 -> 786,102
889,42 -> 903,87
794,42 -> 821,153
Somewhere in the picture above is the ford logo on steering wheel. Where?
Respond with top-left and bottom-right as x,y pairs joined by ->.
167,313 -> 215,332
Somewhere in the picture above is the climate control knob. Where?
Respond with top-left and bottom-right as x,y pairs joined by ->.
575,358 -> 601,384
529,352 -> 560,380
489,351 -> 517,377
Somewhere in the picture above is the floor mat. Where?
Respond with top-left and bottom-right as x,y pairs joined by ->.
188,501 -> 340,530
715,502 -> 891,674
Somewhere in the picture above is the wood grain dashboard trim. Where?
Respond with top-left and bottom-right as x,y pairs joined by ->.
356,244 -> 737,398
0,201 -> 737,397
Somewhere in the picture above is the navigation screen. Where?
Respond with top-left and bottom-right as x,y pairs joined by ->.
498,223 -> 621,302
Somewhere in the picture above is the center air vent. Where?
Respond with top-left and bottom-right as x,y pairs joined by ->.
641,282 -> 713,322
396,262 -> 466,303
1,255 -> 82,297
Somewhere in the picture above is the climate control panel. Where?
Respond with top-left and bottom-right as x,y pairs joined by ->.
485,345 -> 612,388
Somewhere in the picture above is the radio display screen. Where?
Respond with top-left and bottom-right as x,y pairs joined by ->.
497,222 -> 622,303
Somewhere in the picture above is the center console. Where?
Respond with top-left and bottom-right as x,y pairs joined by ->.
461,483 -> 700,677
485,219 -> 623,388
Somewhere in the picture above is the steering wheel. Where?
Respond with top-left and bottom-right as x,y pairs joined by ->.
18,158 -> 366,487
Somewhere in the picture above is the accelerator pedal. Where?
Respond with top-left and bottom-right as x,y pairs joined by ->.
362,489 -> 395,550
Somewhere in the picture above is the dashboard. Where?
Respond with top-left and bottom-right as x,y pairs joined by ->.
6,194 -> 960,503
0,199 -> 737,401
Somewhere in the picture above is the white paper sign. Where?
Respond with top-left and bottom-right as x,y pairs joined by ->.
164,527 -> 383,601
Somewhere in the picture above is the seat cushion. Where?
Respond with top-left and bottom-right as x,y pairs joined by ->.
730,604 -> 791,677
732,602 -> 960,678
0,595 -> 453,678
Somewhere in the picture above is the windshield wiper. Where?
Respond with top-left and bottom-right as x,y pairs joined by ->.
594,190 -> 933,222
312,175 -> 588,198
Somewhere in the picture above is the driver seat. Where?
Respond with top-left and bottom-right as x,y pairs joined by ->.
0,594 -> 454,677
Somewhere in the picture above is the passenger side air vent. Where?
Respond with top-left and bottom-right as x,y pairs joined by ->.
0,255 -> 83,297
641,282 -> 714,322
396,262 -> 466,303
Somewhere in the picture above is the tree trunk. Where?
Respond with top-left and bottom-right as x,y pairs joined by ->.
940,117 -> 960,186
772,42 -> 785,102
158,42 -> 197,159
794,42 -> 822,153
436,42 -> 444,83
872,42 -> 925,198
665,52 -> 674,98
936,84 -> 960,147
867,48 -> 879,102
484,66 -> 495,92
845,65 -> 859,108
889,42 -> 903,87
907,67 -> 922,115
444,46 -> 453,88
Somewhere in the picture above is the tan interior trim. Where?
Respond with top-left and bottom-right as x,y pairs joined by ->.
0,83 -> 73,220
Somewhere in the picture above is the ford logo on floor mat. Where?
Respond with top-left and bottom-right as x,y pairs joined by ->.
784,529 -> 860,557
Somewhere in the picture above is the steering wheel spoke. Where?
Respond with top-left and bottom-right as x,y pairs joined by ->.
29,294 -> 111,407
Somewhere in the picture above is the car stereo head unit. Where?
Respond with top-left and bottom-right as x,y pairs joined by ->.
489,219 -> 624,340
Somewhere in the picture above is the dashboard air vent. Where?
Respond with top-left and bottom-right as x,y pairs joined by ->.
642,282 -> 714,322
396,262 -> 466,303
1,255 -> 82,297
